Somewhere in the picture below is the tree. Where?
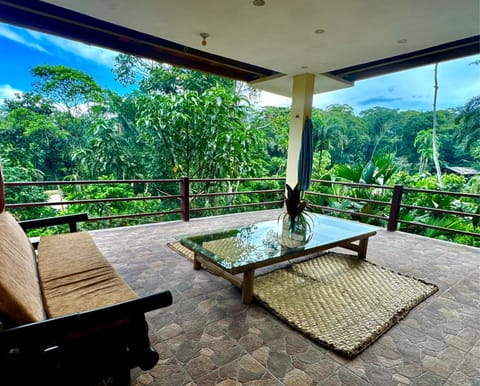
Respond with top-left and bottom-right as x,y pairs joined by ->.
32,65 -> 103,115
135,84 -> 265,180
455,96 -> 480,162
72,91 -> 143,180
311,111 -> 344,173
321,105 -> 369,165
0,158 -> 56,220
432,63 -> 443,187
113,54 -> 236,95
399,111 -> 432,168
414,129 -> 439,174
252,107 -> 290,176
0,92 -> 69,179
27,65 -> 115,179
360,107 -> 400,160
73,120 -> 137,179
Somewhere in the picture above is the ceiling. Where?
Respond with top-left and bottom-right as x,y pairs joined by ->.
1,0 -> 479,96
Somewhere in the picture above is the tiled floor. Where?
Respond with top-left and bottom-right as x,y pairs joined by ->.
90,209 -> 480,385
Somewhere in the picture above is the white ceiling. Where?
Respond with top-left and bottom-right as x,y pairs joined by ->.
44,0 -> 480,96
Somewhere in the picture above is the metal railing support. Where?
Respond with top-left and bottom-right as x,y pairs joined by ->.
387,184 -> 404,231
180,176 -> 190,222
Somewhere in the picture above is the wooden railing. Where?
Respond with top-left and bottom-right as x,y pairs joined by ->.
6,179 -> 184,222
185,177 -> 284,221
5,177 -> 284,223
5,177 -> 479,242
307,179 -> 479,239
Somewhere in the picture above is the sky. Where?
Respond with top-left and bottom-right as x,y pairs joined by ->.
0,22 -> 479,114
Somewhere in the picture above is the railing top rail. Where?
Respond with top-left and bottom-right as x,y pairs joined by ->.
311,179 -> 395,190
397,219 -> 480,238
400,203 -> 480,218
6,194 -> 182,209
5,179 -> 181,186
312,179 -> 479,199
306,191 -> 391,207
191,189 -> 283,198
190,177 -> 285,183
403,186 -> 479,199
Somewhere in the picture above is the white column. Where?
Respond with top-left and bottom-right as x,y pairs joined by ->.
286,74 -> 315,188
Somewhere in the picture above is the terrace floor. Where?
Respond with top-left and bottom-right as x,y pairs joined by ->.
90,209 -> 480,386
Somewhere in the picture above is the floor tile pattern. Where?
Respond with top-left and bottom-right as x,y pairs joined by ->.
90,210 -> 480,385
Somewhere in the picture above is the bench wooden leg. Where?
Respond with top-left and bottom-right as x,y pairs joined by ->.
242,270 -> 255,304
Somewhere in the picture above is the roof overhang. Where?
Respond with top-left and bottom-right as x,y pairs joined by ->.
0,0 -> 478,96
0,0 -> 279,83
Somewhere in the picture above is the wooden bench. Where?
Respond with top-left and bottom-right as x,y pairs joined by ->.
0,164 -> 172,385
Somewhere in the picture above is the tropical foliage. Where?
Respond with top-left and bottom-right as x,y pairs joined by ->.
0,58 -> 478,246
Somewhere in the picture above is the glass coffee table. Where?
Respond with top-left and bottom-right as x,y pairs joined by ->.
179,213 -> 377,304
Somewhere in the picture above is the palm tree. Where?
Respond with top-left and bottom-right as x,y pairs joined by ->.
331,154 -> 397,224
414,129 -> 437,174
314,115 -> 345,173
455,96 -> 480,156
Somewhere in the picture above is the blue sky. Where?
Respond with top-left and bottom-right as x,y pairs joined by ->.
1,22 -> 479,114
261,55 -> 480,113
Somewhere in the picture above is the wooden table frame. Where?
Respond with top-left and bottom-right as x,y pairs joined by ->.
191,231 -> 375,304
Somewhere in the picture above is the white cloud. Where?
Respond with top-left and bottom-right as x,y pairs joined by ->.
0,84 -> 23,102
0,25 -> 48,53
40,35 -> 118,67
1,23 -> 117,68
258,91 -> 291,108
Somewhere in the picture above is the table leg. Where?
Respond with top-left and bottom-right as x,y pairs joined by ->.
242,270 -> 255,304
193,253 -> 202,270
358,238 -> 369,259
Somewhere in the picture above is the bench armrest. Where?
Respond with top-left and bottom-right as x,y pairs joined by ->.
18,213 -> 89,233
0,290 -> 172,383
0,290 -> 172,347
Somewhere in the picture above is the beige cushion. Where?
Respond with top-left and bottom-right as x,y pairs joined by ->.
38,232 -> 137,318
0,212 -> 46,325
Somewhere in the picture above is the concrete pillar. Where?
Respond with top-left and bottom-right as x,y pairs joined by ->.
286,73 -> 315,188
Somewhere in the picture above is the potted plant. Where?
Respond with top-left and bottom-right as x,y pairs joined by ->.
278,117 -> 314,247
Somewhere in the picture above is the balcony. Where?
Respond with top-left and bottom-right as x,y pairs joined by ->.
1,2 -> 478,383
86,208 -> 479,385
4,177 -> 479,383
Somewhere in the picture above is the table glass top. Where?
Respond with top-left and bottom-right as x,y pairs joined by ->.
179,213 -> 377,271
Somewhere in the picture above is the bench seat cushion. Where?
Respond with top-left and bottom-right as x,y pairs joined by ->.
0,211 -> 45,325
38,232 -> 137,318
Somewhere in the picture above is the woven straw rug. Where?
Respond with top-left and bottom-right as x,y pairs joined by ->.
168,242 -> 195,261
167,243 -> 438,358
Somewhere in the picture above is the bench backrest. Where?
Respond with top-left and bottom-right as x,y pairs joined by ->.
0,161 -> 46,326
0,212 -> 46,326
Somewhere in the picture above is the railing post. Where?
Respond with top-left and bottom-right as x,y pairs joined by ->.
180,176 -> 190,222
388,184 -> 404,231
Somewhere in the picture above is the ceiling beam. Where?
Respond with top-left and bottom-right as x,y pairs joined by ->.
329,35 -> 480,82
0,0 -> 282,82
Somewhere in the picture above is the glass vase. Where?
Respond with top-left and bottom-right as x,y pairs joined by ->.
277,211 -> 313,248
